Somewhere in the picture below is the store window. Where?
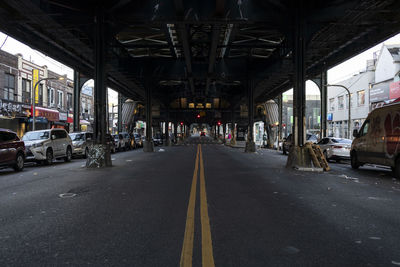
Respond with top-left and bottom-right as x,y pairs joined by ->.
4,74 -> 15,101
357,90 -> 365,106
22,78 -> 31,104
329,98 -> 335,111
338,95 -> 344,110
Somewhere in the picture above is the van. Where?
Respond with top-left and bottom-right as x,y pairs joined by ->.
351,102 -> 400,177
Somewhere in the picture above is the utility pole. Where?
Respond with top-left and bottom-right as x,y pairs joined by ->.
326,84 -> 351,138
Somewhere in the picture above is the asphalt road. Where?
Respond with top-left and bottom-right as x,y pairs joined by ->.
0,137 -> 400,266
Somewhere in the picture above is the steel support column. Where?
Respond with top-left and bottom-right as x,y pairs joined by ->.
223,123 -> 226,143
143,84 -> 154,152
73,70 -> 81,132
117,93 -> 123,133
320,71 -> 328,138
245,79 -> 256,152
293,14 -> 306,147
277,93 -> 283,145
92,6 -> 111,166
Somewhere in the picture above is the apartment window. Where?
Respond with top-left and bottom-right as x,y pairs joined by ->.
357,90 -> 365,106
87,100 -> 91,115
57,91 -> 63,108
4,74 -> 15,101
329,98 -> 335,111
22,79 -> 31,104
67,93 -> 73,110
338,95 -> 344,110
81,99 -> 86,114
38,84 -> 43,106
48,88 -> 55,107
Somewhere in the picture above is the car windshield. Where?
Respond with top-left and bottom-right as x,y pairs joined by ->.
22,131 -> 49,141
69,133 -> 85,141
332,138 -> 352,144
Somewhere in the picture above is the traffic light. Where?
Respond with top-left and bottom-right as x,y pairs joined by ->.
180,122 -> 184,126
196,114 -> 201,119
217,121 -> 221,126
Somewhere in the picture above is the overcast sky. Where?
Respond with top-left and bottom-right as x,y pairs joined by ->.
1,31 -> 400,97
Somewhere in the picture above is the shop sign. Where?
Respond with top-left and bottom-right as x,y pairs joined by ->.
32,107 -> 59,122
389,81 -> 400,100
59,112 -> 68,121
33,69 -> 39,104
370,85 -> 390,102
0,99 -> 23,116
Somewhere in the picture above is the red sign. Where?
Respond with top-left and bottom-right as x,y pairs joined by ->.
31,106 -> 59,121
389,81 -> 400,100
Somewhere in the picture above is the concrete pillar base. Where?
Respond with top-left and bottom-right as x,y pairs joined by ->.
143,141 -> 154,152
86,144 -> 112,168
165,139 -> 171,146
230,138 -> 236,146
286,145 -> 312,169
245,141 -> 256,153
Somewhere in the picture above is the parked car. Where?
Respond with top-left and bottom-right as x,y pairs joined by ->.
317,137 -> 352,162
0,128 -> 25,171
118,132 -> 133,150
282,133 -> 318,154
69,132 -> 94,158
133,133 -> 142,148
22,129 -> 72,165
351,102 -> 400,178
112,134 -> 121,151
153,133 -> 163,146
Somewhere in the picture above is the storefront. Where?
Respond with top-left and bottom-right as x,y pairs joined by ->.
53,112 -> 70,132
26,106 -> 59,131
0,99 -> 29,137
80,119 -> 93,132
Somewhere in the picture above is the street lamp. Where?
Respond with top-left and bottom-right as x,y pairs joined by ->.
32,77 -> 64,131
325,84 -> 351,138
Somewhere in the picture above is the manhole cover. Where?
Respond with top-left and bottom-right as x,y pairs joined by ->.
59,193 -> 77,198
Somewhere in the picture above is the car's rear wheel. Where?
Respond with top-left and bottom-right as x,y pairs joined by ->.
323,151 -> 330,163
394,157 -> 400,179
351,151 -> 360,169
65,147 -> 72,162
45,149 -> 53,165
13,153 -> 24,171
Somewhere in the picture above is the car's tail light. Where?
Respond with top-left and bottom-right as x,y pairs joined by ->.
332,145 -> 343,149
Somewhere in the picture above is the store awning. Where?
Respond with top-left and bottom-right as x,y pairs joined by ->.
80,119 -> 91,125
31,106 -> 59,121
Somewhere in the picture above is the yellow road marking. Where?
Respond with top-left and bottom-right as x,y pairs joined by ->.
180,144 -> 215,267
199,145 -> 215,267
180,144 -> 200,267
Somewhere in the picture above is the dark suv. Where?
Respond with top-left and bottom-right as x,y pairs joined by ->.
0,129 -> 25,171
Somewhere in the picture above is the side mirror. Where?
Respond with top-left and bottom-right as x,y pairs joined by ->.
353,129 -> 359,138
51,135 -> 56,140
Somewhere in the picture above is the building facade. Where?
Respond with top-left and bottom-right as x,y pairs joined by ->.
0,50 -> 94,136
327,62 -> 374,139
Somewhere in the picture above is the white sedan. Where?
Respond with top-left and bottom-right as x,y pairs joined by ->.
317,137 -> 352,162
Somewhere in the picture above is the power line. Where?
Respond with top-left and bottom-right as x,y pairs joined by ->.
0,35 -> 8,49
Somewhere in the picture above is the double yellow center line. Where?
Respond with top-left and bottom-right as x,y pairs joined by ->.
180,144 -> 215,267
